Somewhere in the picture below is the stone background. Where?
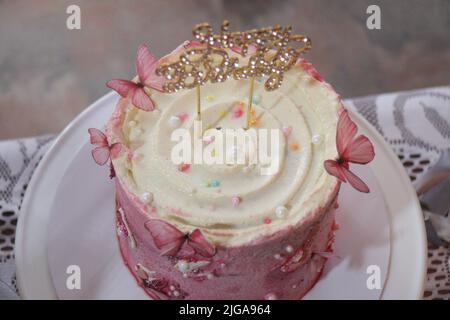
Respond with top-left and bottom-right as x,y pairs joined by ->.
0,0 -> 449,139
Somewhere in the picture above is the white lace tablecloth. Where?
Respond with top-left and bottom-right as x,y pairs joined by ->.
1,86 -> 449,299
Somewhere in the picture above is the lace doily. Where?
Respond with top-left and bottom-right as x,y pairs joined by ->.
1,86 -> 449,299
0,135 -> 54,298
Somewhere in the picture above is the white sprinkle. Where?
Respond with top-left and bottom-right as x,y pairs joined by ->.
264,293 -> 278,300
141,192 -> 153,204
207,274 -> 214,280
312,134 -> 322,145
292,284 -> 297,289
182,273 -> 188,278
173,290 -> 180,297
169,116 -> 182,128
177,260 -> 189,273
275,206 -> 288,219
274,253 -> 282,260
285,245 -> 294,253
169,285 -> 175,291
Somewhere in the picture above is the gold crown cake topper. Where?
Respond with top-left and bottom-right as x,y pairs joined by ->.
156,20 -> 311,129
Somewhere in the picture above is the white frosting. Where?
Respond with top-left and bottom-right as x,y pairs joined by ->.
110,53 -> 341,246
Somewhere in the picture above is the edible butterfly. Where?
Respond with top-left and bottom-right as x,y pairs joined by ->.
324,109 -> 375,193
106,44 -> 165,111
298,58 -> 323,82
145,219 -> 216,258
88,128 -> 121,166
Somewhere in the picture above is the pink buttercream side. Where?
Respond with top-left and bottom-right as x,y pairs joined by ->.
115,177 -> 339,300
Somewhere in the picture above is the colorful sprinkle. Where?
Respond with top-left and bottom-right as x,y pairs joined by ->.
282,126 -> 292,137
132,153 -> 143,163
289,143 -> 300,151
206,95 -> 215,102
232,102 -> 244,118
231,196 -> 241,207
211,179 -> 220,187
169,115 -> 181,128
178,112 -> 189,122
218,109 -> 227,118
252,94 -> 261,104
249,109 -> 262,128
312,134 -> 322,145
203,135 -> 215,145
263,217 -> 272,224
205,179 -> 221,188
251,119 -> 261,128
178,163 -> 191,173
127,150 -> 134,162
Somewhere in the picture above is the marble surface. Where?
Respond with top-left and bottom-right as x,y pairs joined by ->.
0,0 -> 449,139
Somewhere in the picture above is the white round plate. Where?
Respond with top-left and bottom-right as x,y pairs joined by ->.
16,92 -> 427,299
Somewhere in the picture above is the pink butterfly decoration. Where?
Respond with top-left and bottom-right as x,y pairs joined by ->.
88,128 -> 122,166
145,219 -> 216,258
106,44 -> 165,111
298,59 -> 323,82
280,247 -> 305,273
324,109 -> 375,193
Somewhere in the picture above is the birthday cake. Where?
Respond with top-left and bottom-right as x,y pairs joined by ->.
89,22 -> 374,300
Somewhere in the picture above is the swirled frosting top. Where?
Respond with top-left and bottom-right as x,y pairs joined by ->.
107,47 -> 342,246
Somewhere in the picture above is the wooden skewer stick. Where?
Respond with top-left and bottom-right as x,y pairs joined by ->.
245,76 -> 255,130
196,85 -> 201,121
